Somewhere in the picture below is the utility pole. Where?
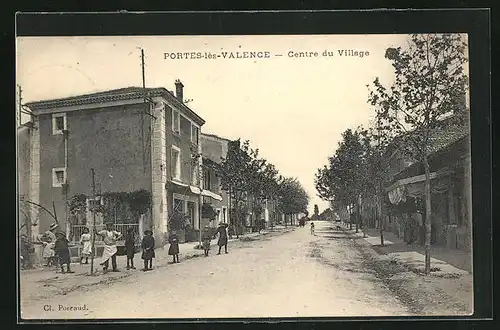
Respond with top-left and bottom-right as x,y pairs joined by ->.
198,156 -> 203,249
141,48 -> 146,92
139,47 -> 146,174
18,85 -> 34,267
90,168 -> 97,275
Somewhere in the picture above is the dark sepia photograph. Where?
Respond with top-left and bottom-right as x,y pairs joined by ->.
17,30 -> 474,320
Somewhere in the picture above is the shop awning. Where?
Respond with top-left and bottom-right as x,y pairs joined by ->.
168,181 -> 202,196
385,169 -> 454,205
201,189 -> 223,201
168,180 -> 189,189
167,180 -> 223,201
190,186 -> 201,194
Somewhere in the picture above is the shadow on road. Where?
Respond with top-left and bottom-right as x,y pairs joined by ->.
319,234 -> 360,240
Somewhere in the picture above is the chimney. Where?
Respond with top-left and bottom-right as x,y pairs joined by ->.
175,79 -> 184,103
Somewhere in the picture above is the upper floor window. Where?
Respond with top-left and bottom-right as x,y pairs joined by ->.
191,124 -> 199,145
203,168 -> 211,190
171,146 -> 181,181
172,108 -> 180,134
52,113 -> 67,135
52,167 -> 66,187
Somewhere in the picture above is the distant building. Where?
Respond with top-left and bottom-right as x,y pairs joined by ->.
200,133 -> 231,228
24,82 -> 206,245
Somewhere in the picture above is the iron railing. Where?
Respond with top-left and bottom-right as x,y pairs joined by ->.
70,224 -> 140,243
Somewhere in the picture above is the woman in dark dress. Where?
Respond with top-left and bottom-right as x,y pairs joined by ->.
141,230 -> 155,271
54,232 -> 74,273
168,231 -> 180,263
214,222 -> 229,255
125,228 -> 136,270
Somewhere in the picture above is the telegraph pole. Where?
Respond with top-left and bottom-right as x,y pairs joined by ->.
18,84 -> 33,267
141,48 -> 146,91
90,168 -> 97,275
139,47 -> 146,173
193,154 -> 203,248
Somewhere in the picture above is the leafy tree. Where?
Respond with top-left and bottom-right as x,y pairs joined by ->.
68,194 -> 88,225
314,205 -> 319,217
246,149 -> 278,225
367,33 -> 468,274
319,208 -> 334,221
218,139 -> 253,237
277,177 -> 309,226
322,129 -> 364,231
357,124 -> 394,243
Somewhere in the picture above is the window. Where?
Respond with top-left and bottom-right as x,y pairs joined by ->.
222,207 -> 227,222
191,124 -> 199,144
171,109 -> 180,134
180,115 -> 191,136
187,202 -> 195,226
88,197 -> 103,211
171,146 -> 181,180
52,113 -> 67,135
203,168 -> 211,190
173,198 -> 185,213
52,167 -> 66,187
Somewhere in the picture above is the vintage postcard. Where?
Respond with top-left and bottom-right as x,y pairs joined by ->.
17,31 -> 475,320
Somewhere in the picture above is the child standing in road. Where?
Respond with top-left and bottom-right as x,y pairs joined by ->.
125,228 -> 137,270
79,227 -> 92,264
201,227 -> 211,257
40,234 -> 56,267
54,232 -> 74,273
141,230 -> 155,271
168,231 -> 180,263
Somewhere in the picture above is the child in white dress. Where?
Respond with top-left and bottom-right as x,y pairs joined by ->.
79,227 -> 92,264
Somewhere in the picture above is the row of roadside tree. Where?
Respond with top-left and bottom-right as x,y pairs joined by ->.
315,33 -> 468,275
215,138 -> 309,236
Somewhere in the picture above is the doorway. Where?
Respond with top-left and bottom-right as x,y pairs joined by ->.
187,201 -> 195,228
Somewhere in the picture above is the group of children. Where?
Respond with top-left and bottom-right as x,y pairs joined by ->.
114,224 -> 228,268
36,224 -> 160,273
34,222 -> 230,274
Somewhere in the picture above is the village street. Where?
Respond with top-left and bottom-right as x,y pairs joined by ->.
20,221 -> 471,320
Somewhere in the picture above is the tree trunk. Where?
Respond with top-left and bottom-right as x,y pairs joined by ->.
359,198 -> 367,238
355,201 -> 359,233
378,187 -> 384,246
423,154 -> 432,275
348,206 -> 353,230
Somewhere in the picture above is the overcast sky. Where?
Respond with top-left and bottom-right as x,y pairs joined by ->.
17,34 -> 412,214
